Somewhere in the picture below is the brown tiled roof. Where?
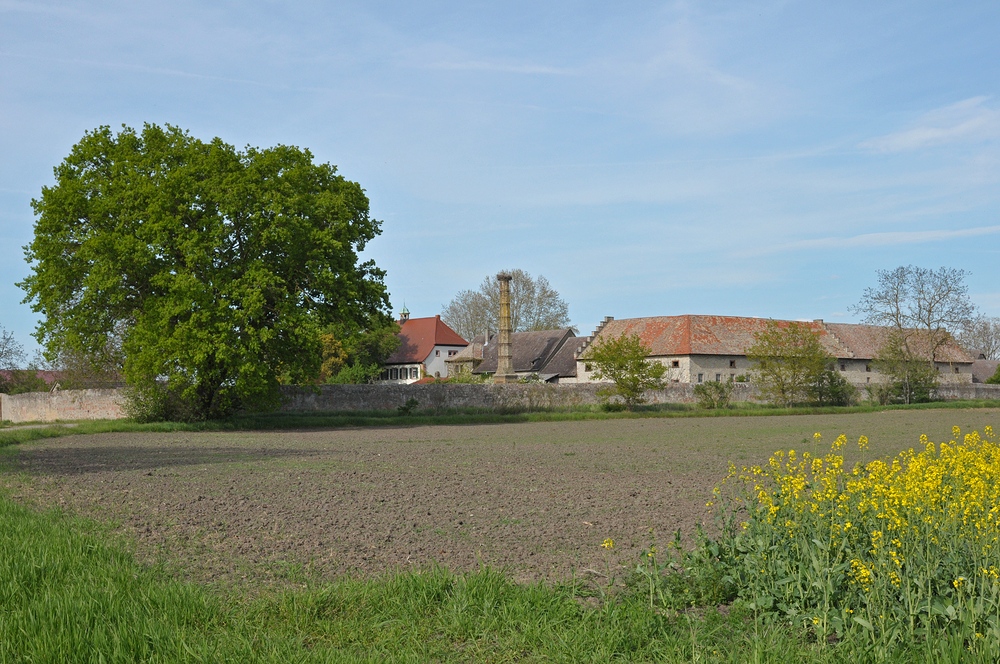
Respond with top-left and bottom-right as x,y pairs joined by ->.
972,360 -> 1000,383
823,323 -> 973,362
581,315 -> 974,364
0,370 -> 64,385
582,315 -> 842,357
385,315 -> 468,365
474,329 -> 575,374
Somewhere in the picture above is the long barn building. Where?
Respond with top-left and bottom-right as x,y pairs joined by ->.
571,315 -> 975,386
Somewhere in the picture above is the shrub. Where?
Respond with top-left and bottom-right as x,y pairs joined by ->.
693,380 -> 733,409
397,397 -> 419,415
810,369 -> 856,406
447,368 -> 487,384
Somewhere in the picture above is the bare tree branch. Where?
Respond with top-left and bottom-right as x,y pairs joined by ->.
849,265 -> 976,362
441,269 -> 571,342
958,316 -> 1000,360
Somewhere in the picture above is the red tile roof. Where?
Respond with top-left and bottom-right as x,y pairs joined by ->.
582,315 -> 973,363
0,370 -> 63,385
585,315 -> 838,356
385,316 -> 468,364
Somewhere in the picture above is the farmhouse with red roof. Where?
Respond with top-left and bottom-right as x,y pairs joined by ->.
574,314 -> 975,387
378,309 -> 468,383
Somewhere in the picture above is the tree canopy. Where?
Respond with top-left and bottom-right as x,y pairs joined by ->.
0,326 -> 49,394
0,327 -> 24,373
20,124 -> 392,419
850,266 -> 978,404
850,265 -> 975,363
441,269 -> 571,341
958,315 -> 1000,361
586,333 -> 665,409
745,321 -> 847,407
870,330 -> 940,404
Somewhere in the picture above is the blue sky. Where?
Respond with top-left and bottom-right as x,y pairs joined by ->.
2,1 -> 999,352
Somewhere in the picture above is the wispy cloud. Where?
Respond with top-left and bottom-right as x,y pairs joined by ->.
1,50 -> 276,89
420,59 -> 574,76
752,225 -> 1000,256
861,97 -> 1000,153
398,41 -> 574,76
0,0 -> 82,18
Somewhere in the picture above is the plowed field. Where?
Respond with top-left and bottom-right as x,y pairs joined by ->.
2,409 -> 995,586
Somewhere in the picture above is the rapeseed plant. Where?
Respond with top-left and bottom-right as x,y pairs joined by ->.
704,424 -> 1000,656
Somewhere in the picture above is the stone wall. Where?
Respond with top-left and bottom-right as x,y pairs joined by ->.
932,384 -> 1000,401
2,382 -> 998,423
0,389 -> 125,423
278,382 -> 760,412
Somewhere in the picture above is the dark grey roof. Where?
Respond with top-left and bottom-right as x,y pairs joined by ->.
474,329 -> 575,375
538,335 -> 588,378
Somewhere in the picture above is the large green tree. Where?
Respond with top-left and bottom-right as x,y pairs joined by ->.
20,124 -> 391,420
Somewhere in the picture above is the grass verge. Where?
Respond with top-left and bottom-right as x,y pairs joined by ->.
3,491 -> 837,663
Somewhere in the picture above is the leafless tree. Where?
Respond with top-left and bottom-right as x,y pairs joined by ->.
958,315 -> 1000,360
850,265 -> 976,362
442,269 -> 571,342
0,326 -> 26,371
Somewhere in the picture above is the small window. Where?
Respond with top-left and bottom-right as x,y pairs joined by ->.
411,368 -> 418,379
954,366 -> 960,374
671,360 -> 680,368
840,363 -> 846,371
697,373 -> 704,383
390,368 -> 398,380
730,373 -> 735,381
585,363 -> 592,372
380,370 -> 389,380
865,364 -> 871,372
715,374 -> 721,382
866,377 -> 871,384
729,360 -> 736,368
435,350 -> 441,357
448,350 -> 458,357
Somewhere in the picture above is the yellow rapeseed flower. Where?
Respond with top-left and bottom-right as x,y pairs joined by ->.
601,538 -> 615,550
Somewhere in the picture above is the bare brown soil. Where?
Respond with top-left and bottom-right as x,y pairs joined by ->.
1,410 -> 996,587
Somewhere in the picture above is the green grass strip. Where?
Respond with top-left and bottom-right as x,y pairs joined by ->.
2,491 -> 847,662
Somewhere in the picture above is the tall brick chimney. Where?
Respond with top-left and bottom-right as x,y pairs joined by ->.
493,272 -> 515,383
